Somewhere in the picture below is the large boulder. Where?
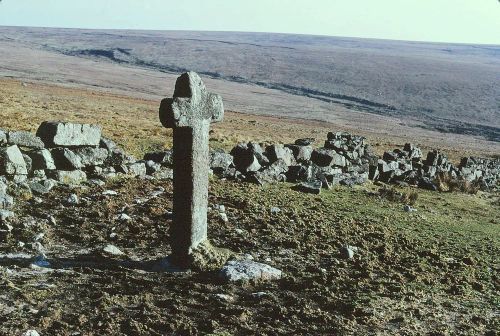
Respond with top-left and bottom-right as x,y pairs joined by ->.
50,148 -> 83,170
28,149 -> 56,170
265,144 -> 294,166
73,147 -> 109,167
8,131 -> 45,149
209,150 -> 233,174
311,148 -> 346,167
0,145 -> 28,175
50,170 -> 87,185
248,159 -> 288,185
285,144 -> 313,162
36,121 -> 101,147
230,143 -> 262,173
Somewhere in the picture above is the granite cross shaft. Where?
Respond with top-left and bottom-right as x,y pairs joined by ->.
159,72 -> 224,265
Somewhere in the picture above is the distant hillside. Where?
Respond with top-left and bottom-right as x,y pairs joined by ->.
0,26 -> 499,141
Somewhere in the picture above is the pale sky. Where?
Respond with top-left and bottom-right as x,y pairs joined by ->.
0,0 -> 499,45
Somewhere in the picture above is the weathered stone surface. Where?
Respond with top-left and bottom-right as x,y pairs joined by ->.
230,143 -> 262,173
50,148 -> 83,170
126,162 -> 147,177
99,137 -> 118,152
73,147 -> 109,166
36,121 -> 102,147
50,170 -> 87,185
22,154 -> 32,174
294,138 -> 315,146
29,179 -> 57,195
159,71 -> 224,263
311,148 -> 346,167
152,167 -> 174,180
144,150 -> 173,166
219,260 -> 282,282
0,129 -> 7,144
28,149 -> 56,170
145,160 -> 162,175
0,145 -> 28,175
265,144 -> 294,166
249,159 -> 288,185
0,194 -> 14,209
209,150 -> 233,174
293,181 -> 322,194
285,144 -> 313,162
8,131 -> 45,149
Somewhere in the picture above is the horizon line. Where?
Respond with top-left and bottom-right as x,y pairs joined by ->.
2,24 -> 499,47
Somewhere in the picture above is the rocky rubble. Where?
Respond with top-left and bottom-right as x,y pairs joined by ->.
203,132 -> 499,194
0,121 -> 173,221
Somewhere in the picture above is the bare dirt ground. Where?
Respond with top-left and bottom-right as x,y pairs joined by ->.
0,79 -> 498,335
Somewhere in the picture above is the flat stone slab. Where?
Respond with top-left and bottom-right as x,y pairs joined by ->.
8,131 -> 45,149
219,260 -> 282,282
36,121 -> 101,147
0,145 -> 28,175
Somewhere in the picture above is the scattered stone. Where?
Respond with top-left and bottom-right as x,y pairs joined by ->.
117,213 -> 131,222
339,245 -> 357,259
404,205 -> 417,212
126,162 -> 147,177
270,207 -> 281,215
219,260 -> 282,282
219,213 -> 229,222
66,193 -> 79,205
29,179 -> 56,195
103,244 -> 124,256
102,190 -> 118,196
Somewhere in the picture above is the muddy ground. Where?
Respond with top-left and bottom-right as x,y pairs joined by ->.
0,176 -> 498,335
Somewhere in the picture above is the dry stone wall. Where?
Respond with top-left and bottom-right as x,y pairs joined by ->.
0,121 -> 173,218
0,120 -> 497,220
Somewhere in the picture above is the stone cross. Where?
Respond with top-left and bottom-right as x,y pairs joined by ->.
159,72 -> 224,265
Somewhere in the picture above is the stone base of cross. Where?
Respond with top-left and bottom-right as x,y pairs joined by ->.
159,72 -> 232,269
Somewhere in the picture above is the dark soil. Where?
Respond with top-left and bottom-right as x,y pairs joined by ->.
0,177 -> 499,335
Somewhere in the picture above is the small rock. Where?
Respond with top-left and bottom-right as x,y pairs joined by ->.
219,260 -> 282,282
103,244 -> 124,256
23,330 -> 40,336
0,209 -> 15,221
102,190 -> 118,196
109,232 -> 118,239
235,228 -> 244,235
214,293 -> 234,302
251,292 -> 268,298
270,207 -> 281,215
339,245 -> 357,259
33,233 -> 44,241
293,181 -> 322,194
219,213 -> 229,222
18,241 -> 25,248
48,215 -> 57,225
117,213 -> 131,222
403,205 -> 417,212
66,193 -> 79,205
